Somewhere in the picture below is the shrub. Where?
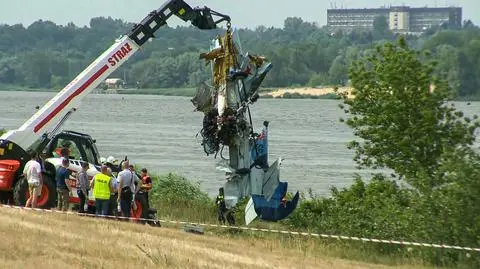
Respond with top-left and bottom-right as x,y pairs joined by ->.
149,173 -> 216,223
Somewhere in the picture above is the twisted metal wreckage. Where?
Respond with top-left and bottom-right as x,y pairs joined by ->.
191,26 -> 300,225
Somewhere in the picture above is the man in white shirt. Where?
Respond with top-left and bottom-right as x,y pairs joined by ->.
23,151 -> 43,208
117,160 -> 139,218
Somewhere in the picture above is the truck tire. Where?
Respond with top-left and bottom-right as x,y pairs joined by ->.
13,176 -> 56,209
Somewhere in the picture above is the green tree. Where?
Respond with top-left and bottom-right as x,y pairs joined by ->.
458,39 -> 480,97
307,72 -> 328,87
434,44 -> 460,93
340,37 -> 480,192
0,16 -> 479,94
328,55 -> 348,85
0,56 -> 17,84
373,16 -> 388,32
372,15 -> 391,40
19,51 -> 52,88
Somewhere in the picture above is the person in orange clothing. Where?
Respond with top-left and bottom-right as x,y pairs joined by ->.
53,141 -> 72,158
136,168 -> 152,219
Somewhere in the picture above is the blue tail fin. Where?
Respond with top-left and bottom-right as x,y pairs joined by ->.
251,182 -> 300,222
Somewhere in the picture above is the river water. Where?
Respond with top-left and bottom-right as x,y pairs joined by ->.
1,91 -> 479,196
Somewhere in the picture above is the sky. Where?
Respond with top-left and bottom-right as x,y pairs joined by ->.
0,0 -> 479,29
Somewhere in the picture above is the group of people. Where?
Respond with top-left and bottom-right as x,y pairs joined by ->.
22,149 -> 234,225
22,150 -> 153,220
92,159 -> 152,219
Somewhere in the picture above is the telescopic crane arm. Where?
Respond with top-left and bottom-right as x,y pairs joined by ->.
128,1 -> 230,46
0,0 -> 230,151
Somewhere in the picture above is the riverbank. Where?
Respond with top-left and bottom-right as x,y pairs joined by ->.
0,85 -> 348,99
0,206 -> 435,269
118,87 -> 196,96
2,85 -> 479,101
119,86 -> 351,99
260,86 -> 353,99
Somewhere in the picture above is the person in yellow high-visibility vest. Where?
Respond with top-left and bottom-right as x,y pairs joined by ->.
90,165 -> 114,216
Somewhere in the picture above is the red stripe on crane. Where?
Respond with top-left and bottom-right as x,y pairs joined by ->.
34,64 -> 109,133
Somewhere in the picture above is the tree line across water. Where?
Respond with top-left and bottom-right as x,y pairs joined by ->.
0,16 -> 480,98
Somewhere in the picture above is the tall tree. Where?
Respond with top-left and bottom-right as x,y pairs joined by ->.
372,15 -> 391,40
328,55 -> 348,85
340,37 -> 480,193
434,44 -> 460,93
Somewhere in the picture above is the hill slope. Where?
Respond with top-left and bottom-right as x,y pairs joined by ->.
0,207 -> 433,269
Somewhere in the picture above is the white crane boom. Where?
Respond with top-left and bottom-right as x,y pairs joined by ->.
2,36 -> 138,150
1,0 -> 230,151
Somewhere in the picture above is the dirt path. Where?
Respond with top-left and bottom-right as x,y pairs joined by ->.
0,207 -> 431,269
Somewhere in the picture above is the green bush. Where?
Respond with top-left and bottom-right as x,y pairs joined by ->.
286,173 -> 480,267
286,175 -> 413,238
149,173 -> 216,223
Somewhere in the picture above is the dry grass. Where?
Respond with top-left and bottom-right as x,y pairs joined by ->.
0,207 -> 437,269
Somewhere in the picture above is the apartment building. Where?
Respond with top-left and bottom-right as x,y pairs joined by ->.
327,6 -> 462,34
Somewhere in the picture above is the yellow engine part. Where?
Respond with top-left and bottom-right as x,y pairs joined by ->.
199,29 -> 236,88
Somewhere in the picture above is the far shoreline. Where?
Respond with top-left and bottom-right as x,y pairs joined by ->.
1,86 -> 479,101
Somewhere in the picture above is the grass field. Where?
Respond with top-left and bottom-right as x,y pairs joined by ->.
0,207 -> 442,269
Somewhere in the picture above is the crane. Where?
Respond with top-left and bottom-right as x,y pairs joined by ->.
1,0 -> 229,150
0,0 -> 230,215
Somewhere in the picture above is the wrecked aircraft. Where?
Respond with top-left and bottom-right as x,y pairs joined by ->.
191,25 -> 300,225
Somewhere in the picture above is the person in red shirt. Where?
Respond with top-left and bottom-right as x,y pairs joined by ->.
136,168 -> 152,219
53,141 -> 72,158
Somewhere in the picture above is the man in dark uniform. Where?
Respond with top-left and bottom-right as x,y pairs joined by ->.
215,187 -> 227,224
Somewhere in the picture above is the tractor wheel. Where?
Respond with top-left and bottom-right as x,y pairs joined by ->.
14,176 -> 56,209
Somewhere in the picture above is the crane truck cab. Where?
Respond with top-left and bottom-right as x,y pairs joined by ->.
0,130 -> 102,208
1,129 -> 148,220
